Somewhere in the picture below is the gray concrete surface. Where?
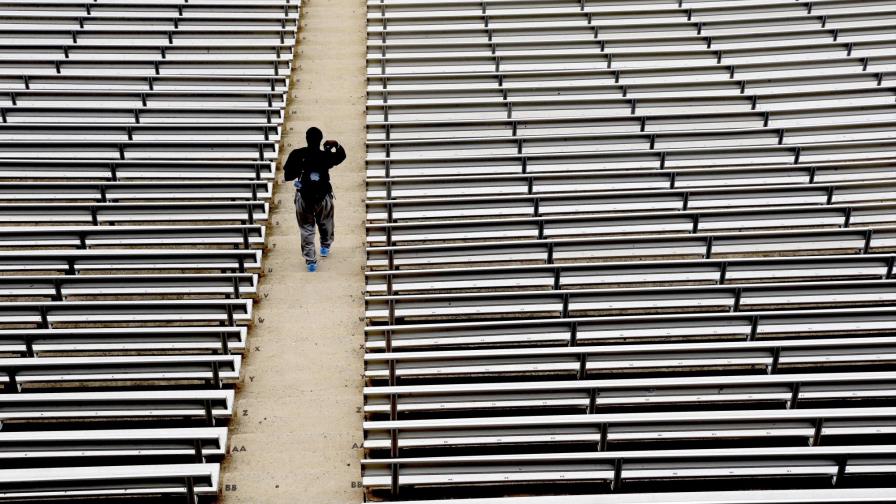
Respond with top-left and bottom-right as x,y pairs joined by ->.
219,0 -> 367,501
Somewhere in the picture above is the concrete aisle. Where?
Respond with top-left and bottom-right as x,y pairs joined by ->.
220,0 -> 367,502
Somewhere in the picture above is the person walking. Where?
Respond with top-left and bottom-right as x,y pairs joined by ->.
283,126 -> 346,272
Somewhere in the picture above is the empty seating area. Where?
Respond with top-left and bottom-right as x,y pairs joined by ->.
0,0 -> 298,501
364,0 -> 896,502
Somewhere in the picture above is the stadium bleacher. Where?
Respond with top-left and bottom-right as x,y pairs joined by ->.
0,0 -> 298,500
364,0 -> 896,502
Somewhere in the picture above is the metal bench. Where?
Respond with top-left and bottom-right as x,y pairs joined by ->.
366,225 -> 888,270
0,389 -> 233,426
365,253 -> 896,295
0,224 -> 266,248
363,305 -> 896,349
0,326 -> 248,355
0,273 -> 257,299
364,370 -> 896,415
0,159 -> 276,181
364,335 -> 896,379
365,278 -> 896,321
362,445 -> 896,492
0,201 -> 269,225
0,249 -> 262,273
0,354 -> 241,391
0,427 -> 228,466
361,488 -> 896,504
0,463 -> 219,501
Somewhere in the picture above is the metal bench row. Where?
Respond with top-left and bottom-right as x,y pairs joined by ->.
364,370 -> 896,415
0,326 -> 248,355
365,488 -> 896,504
365,159 -> 895,200
0,159 -> 277,181
366,253 -> 896,294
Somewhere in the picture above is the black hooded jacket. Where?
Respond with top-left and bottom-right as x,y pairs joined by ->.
283,143 -> 347,205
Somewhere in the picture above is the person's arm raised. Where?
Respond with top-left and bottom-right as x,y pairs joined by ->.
323,140 -> 347,167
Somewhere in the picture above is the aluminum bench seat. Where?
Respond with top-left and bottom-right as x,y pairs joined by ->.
367,138 -> 896,179
0,426 -> 228,465
369,46 -> 889,76
0,60 -> 291,79
363,306 -> 896,350
0,326 -> 247,354
369,112 -> 894,152
0,47 -> 292,64
0,89 -> 286,108
0,463 -> 219,500
362,406 -> 896,448
370,40 -> 896,71
7,37 -> 296,54
0,224 -> 265,248
0,1 -> 299,10
369,24 -> 889,52
366,180 -> 896,222
366,106 -> 896,152
365,140 -> 896,174
368,101 -> 893,135
0,73 -> 289,93
366,204 -> 896,245
0,273 -> 257,299
0,53 -> 292,68
362,445 -> 896,490
366,254 -> 895,294
369,13 -> 816,34
369,0 -> 854,14
366,160 -> 896,199
0,139 -> 278,162
366,226 -> 891,269
368,119 -> 896,155
0,249 -> 262,273
368,98 -> 892,139
0,10 -> 299,23
369,214 -> 857,244
366,53 -> 884,83
363,336 -> 896,380
3,105 -> 283,125
366,279 -> 896,321
0,354 -> 240,391
0,179 -> 278,202
0,389 -> 233,425
0,299 -> 251,325
0,160 -> 275,181
369,86 -> 891,118
2,0 -> 299,5
366,420 -> 827,450
0,201 -> 268,225
363,371 -> 896,414
0,125 -> 282,144
367,71 -> 894,106
369,0 -> 840,8
370,5 -> 894,30
358,488 -> 896,504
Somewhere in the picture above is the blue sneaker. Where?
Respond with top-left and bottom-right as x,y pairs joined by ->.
306,263 -> 317,272
320,246 -> 330,257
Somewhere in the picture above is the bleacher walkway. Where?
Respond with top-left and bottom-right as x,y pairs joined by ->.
0,0 -> 297,501
363,0 -> 896,502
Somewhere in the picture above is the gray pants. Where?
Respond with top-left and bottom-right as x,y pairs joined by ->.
294,191 -> 334,264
